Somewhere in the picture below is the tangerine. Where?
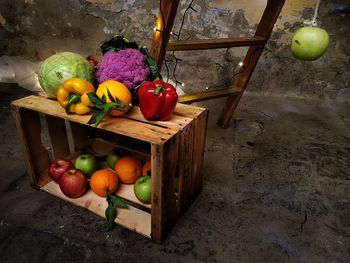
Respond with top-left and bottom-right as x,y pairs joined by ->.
114,155 -> 142,184
142,160 -> 151,176
90,169 -> 119,197
96,80 -> 132,116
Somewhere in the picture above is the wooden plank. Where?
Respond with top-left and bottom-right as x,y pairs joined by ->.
125,106 -> 193,131
10,106 -> 50,188
218,0 -> 285,127
166,37 -> 266,51
151,134 -> 179,242
191,109 -> 208,199
150,0 -> 180,71
174,103 -> 207,119
41,181 -> 151,238
45,115 -> 70,160
178,86 -> 241,104
177,120 -> 194,214
11,96 -> 177,144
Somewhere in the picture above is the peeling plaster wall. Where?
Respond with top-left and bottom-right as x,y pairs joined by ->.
0,0 -> 349,100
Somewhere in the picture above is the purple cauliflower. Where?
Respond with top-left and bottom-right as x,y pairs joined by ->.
96,49 -> 150,89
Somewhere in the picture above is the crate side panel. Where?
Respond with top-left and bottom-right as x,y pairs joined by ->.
177,120 -> 194,215
191,109 -> 208,199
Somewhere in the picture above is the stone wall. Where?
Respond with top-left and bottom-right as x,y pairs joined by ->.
0,0 -> 349,100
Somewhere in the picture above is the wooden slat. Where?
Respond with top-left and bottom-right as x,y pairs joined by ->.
174,103 -> 207,118
10,106 -> 51,188
191,109 -> 208,199
42,181 -> 151,238
125,106 -> 193,131
11,96 -> 177,144
178,86 -> 241,104
177,120 -> 194,214
167,36 -> 266,51
151,134 -> 179,242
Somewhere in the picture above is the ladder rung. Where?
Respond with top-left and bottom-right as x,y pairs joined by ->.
178,87 -> 242,103
167,37 -> 266,51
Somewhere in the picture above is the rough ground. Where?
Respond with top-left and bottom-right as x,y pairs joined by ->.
0,84 -> 349,262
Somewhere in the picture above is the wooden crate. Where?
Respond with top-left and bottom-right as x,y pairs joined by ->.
10,95 -> 208,242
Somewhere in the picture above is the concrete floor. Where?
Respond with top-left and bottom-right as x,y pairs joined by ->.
0,84 -> 349,262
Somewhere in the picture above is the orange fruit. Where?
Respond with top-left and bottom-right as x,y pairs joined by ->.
96,80 -> 132,116
142,160 -> 151,176
90,169 -> 119,197
114,155 -> 142,184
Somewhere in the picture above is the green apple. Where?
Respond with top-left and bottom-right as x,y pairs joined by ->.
291,26 -> 329,61
106,148 -> 126,169
74,153 -> 97,177
134,175 -> 152,204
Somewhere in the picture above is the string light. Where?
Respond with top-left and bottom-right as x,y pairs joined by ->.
156,0 -> 257,93
169,0 -> 196,87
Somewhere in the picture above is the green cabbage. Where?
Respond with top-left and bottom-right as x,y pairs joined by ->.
38,52 -> 94,98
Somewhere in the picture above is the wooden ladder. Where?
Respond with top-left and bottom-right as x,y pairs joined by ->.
150,0 -> 285,128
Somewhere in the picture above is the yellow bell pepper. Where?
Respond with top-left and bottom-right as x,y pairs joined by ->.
57,78 -> 95,115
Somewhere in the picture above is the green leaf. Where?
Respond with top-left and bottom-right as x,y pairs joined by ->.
87,92 -> 104,107
147,56 -> 159,80
88,111 -> 109,126
87,113 -> 97,125
109,195 -> 128,208
105,202 -> 116,231
100,35 -> 139,54
101,94 -> 106,103
106,88 -> 116,103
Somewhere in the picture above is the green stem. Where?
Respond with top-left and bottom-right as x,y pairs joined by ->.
65,93 -> 80,115
154,84 -> 165,96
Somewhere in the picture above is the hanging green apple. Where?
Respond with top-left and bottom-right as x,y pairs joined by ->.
291,26 -> 329,61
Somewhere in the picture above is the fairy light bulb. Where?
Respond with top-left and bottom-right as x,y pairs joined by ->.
181,82 -> 185,87
238,61 -> 244,67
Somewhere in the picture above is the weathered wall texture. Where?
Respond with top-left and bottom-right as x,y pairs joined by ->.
0,0 -> 349,100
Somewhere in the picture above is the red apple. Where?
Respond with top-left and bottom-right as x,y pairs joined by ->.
59,169 -> 87,198
48,159 -> 74,183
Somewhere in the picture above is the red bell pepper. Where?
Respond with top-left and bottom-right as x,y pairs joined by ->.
138,80 -> 178,121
